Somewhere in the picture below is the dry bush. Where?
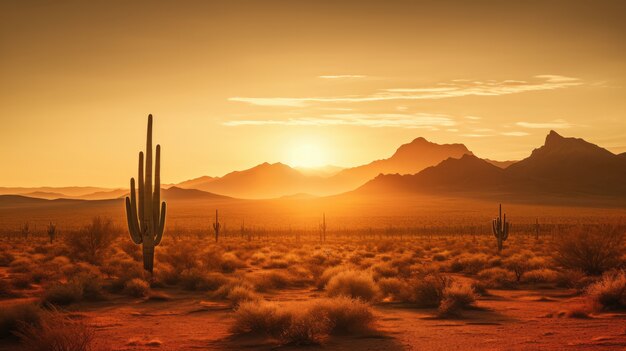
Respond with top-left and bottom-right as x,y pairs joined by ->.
220,252 -> 246,273
251,271 -> 291,292
522,269 -> 559,284
555,269 -> 592,289
16,310 -> 95,351
325,270 -> 380,302
554,226 -> 624,275
316,266 -> 348,289
43,282 -> 84,305
585,270 -> 626,311
179,269 -> 228,291
227,285 -> 261,307
123,278 -> 150,298
477,267 -> 517,289
65,217 -> 119,264
377,277 -> 410,301
449,253 -> 490,274
407,274 -> 450,307
0,303 -> 42,339
232,297 -> 375,345
437,281 -> 476,317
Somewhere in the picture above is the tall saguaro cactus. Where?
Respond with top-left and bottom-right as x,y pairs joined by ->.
213,209 -> 221,242
125,114 -> 166,274
492,204 -> 509,252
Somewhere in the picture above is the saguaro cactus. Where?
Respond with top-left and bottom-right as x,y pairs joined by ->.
125,114 -> 166,274
47,222 -> 56,243
213,209 -> 221,242
319,213 -> 327,242
492,204 -> 510,252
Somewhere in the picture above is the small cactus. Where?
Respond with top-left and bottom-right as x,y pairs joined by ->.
319,213 -> 327,242
125,114 -> 167,274
492,204 -> 510,252
213,209 -> 221,242
47,222 -> 57,243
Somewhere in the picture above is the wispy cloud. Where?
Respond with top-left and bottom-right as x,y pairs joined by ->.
501,131 -> 530,136
223,113 -> 456,129
229,75 -> 583,107
318,75 -> 367,79
516,119 -> 572,129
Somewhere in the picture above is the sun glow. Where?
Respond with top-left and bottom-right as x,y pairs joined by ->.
287,141 -> 328,168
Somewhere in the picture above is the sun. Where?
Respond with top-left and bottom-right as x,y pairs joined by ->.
287,142 -> 328,168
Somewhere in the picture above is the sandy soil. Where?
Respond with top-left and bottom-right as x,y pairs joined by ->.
2,287 -> 624,351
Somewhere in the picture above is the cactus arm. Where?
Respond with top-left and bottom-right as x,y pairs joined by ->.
154,202 -> 166,246
126,177 -> 142,244
153,144 -> 161,234
126,197 -> 143,245
138,151 -> 145,231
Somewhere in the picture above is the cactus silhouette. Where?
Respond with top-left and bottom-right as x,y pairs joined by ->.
492,204 -> 510,252
125,114 -> 166,274
319,213 -> 327,242
213,209 -> 221,242
47,222 -> 56,243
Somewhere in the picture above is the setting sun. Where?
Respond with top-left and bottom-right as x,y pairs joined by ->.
287,141 -> 329,168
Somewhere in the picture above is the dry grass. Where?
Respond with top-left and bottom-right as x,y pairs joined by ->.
585,270 -> 626,311
15,309 -> 96,351
232,297 -> 376,345
325,270 -> 380,302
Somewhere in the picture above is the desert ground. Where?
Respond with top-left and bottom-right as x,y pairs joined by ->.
0,198 -> 624,350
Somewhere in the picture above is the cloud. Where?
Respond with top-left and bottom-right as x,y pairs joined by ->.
501,131 -> 530,136
461,133 -> 493,138
229,75 -> 583,107
515,119 -> 572,129
318,75 -> 366,79
223,113 -> 456,129
464,116 -> 482,120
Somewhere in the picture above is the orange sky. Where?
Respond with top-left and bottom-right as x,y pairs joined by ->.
1,0 -> 625,187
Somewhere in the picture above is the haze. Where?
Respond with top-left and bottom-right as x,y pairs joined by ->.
1,0 -> 626,187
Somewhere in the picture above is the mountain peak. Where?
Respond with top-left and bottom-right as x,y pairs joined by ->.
545,130 -> 565,146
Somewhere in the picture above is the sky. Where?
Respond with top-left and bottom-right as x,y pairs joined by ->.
1,0 -> 626,187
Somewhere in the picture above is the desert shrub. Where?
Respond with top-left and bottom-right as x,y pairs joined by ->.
325,270 -> 379,302
220,252 -> 246,273
0,303 -> 42,339
43,282 -> 84,305
251,271 -> 291,292
370,262 -> 398,279
407,274 -> 450,307
180,269 -> 227,291
585,270 -> 626,311
9,257 -> 34,273
65,217 -> 119,264
477,267 -> 517,289
316,266 -> 348,289
377,277 -> 409,301
232,297 -> 375,344
15,310 -> 95,351
556,269 -> 592,289
522,269 -> 559,284
123,278 -> 150,298
160,242 -> 200,271
438,281 -> 476,317
554,226 -> 624,275
227,285 -> 261,307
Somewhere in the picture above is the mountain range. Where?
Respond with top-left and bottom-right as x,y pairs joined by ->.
2,131 -> 624,202
358,131 -> 626,200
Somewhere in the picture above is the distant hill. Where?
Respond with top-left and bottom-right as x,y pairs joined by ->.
161,186 -> 232,200
0,186 -> 114,197
358,131 -> 626,200
484,159 -> 517,169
